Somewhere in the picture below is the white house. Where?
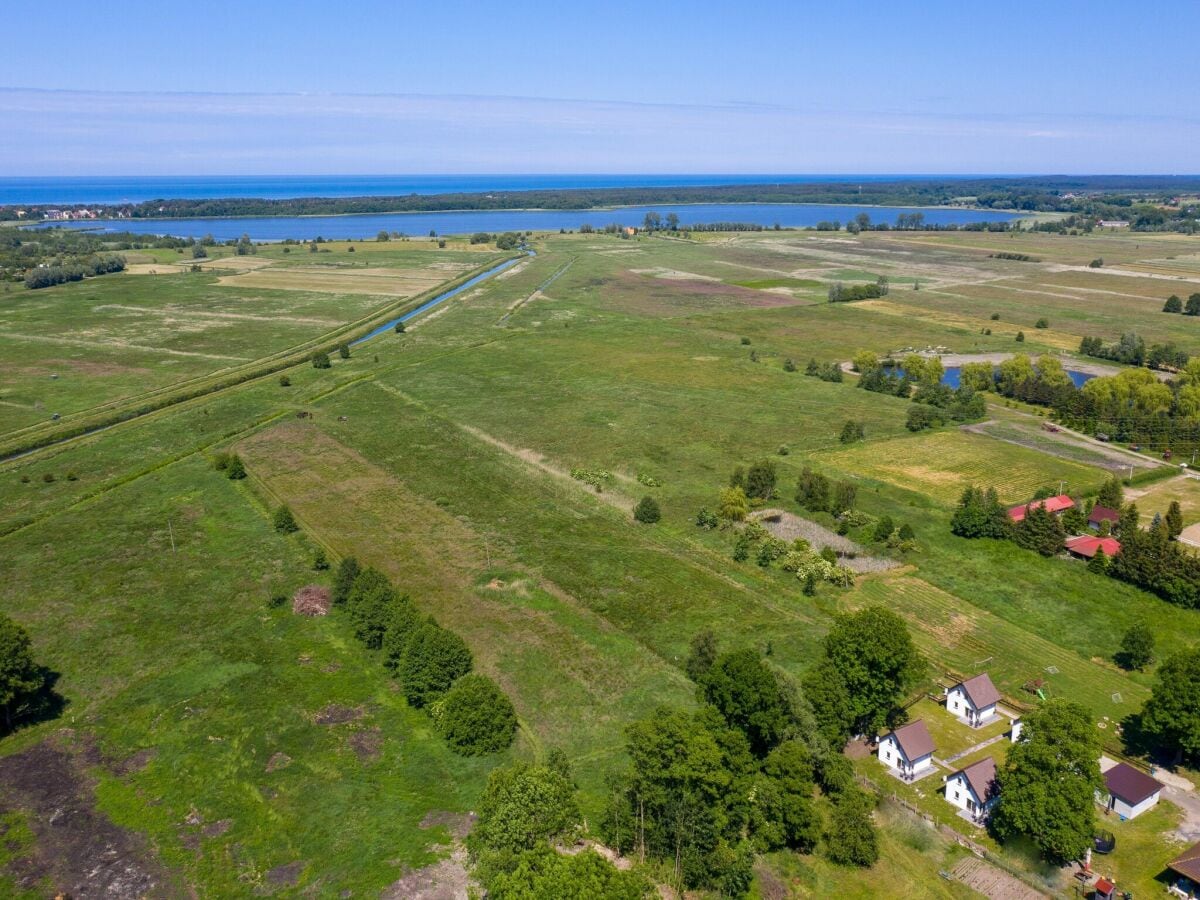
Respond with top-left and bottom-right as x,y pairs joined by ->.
945,673 -> 1001,727
944,756 -> 998,822
1096,761 -> 1163,821
878,720 -> 935,781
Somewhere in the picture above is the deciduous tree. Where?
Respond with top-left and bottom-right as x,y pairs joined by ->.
990,700 -> 1102,862
1139,649 -> 1200,765
0,615 -> 44,731
398,622 -> 473,707
435,674 -> 518,755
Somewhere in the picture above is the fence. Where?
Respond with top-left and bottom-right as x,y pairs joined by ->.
857,772 -> 1052,898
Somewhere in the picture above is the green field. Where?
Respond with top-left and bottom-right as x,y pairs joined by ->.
3,227 -> 1200,896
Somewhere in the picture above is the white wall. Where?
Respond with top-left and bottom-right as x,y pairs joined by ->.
945,773 -> 970,811
1114,792 -> 1159,820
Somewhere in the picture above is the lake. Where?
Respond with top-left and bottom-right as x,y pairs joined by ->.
40,203 -> 1020,242
891,365 -> 1095,389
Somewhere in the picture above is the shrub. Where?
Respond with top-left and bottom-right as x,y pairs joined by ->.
1117,622 -> 1154,670
41,473 -> 54,484
332,556 -> 360,605
398,623 -> 473,707
990,312 -> 1000,320
338,343 -> 351,360
872,515 -> 894,542
1035,318 -> 1049,329
226,455 -> 246,479
346,569 -> 399,649
433,674 -> 517,755
718,486 -> 749,521
1164,295 -> 1183,313
740,336 -> 751,345
783,358 -> 797,372
633,496 -> 661,524
1015,331 -> 1025,342
272,505 -> 299,533
745,459 -> 777,500
695,507 -> 719,529
394,320 -> 406,333
312,351 -> 331,369
312,548 -> 330,571
381,598 -> 422,671
279,374 -> 291,387
1089,258 -> 1104,268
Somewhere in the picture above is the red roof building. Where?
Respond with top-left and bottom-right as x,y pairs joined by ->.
1065,535 -> 1121,559
1093,876 -> 1116,899
1088,505 -> 1120,528
1007,494 -> 1075,523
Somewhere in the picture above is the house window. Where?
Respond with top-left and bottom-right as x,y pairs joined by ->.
954,791 -> 960,801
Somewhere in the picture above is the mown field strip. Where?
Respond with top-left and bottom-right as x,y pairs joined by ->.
844,573 -> 1147,721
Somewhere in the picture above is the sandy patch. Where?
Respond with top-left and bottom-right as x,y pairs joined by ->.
750,509 -> 898,573
631,267 -> 722,282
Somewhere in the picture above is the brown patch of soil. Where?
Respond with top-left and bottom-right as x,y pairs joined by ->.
265,860 -> 305,888
348,727 -> 383,762
0,738 -> 176,897
292,585 -> 331,617
202,819 -> 232,838
382,846 -> 472,900
844,737 -> 873,760
265,753 -> 292,773
313,704 -> 363,725
114,747 -> 157,776
419,811 -> 477,841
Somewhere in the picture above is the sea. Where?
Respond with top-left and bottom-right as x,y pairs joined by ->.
0,174 -> 983,206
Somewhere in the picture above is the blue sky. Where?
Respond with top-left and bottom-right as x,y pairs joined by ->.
3,1 -> 1197,175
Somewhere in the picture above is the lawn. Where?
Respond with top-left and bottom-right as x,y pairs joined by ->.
843,574 -> 1150,724
820,428 -> 1108,506
904,698 -> 1010,761
1130,473 -> 1200,526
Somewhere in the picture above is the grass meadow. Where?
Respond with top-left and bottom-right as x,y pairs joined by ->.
3,227 -> 1200,895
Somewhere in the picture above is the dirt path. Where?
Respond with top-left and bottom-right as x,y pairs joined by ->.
381,812 -> 477,899
0,736 -> 180,898
962,416 -> 1162,474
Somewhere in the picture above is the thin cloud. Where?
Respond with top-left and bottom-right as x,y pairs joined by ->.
2,88 -> 1195,174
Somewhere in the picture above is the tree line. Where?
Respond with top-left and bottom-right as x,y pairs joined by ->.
10,176 -> 1200,222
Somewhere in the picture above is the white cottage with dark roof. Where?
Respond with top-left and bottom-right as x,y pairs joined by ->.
945,673 -> 1001,727
878,720 -> 935,781
944,756 -> 998,822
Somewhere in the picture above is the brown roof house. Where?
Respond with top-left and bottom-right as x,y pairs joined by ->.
945,673 -> 1001,727
1096,761 -> 1163,821
1168,840 -> 1200,898
944,756 -> 998,823
878,720 -> 935,782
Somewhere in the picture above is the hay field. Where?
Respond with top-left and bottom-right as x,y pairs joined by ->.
0,243 -> 503,436
820,428 -> 1107,505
